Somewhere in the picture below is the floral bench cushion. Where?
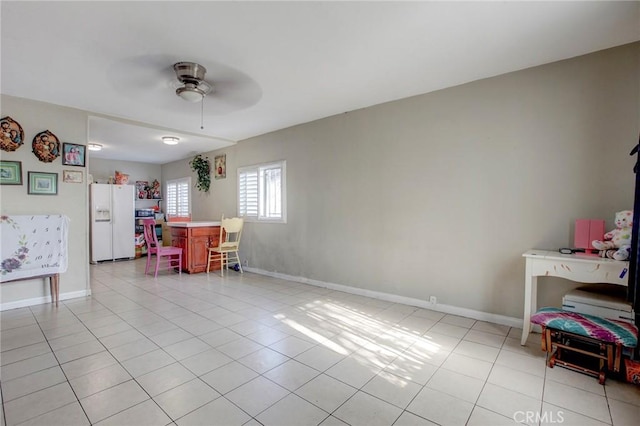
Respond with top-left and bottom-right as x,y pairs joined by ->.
531,307 -> 638,348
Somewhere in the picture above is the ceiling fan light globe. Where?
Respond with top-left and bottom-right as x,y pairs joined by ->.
176,86 -> 205,102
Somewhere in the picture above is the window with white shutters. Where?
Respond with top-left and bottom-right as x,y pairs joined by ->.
166,177 -> 191,218
238,161 -> 286,223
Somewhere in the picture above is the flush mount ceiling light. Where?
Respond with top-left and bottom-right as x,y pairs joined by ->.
173,62 -> 213,102
162,136 -> 180,145
87,143 -> 102,151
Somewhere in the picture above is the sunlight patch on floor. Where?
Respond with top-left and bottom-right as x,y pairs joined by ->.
271,299 -> 444,383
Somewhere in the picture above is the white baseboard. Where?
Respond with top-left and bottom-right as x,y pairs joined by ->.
244,267 -> 523,328
0,290 -> 90,311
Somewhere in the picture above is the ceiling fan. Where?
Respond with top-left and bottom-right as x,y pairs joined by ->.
106,54 -> 262,123
173,62 -> 213,102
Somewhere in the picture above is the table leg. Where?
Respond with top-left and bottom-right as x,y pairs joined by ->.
521,267 -> 537,345
50,274 -> 59,307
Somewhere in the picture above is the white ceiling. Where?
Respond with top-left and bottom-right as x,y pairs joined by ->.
2,1 -> 639,164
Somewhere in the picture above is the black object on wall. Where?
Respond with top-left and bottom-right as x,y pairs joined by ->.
627,134 -> 640,327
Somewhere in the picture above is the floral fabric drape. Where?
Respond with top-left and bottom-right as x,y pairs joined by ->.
0,215 -> 69,281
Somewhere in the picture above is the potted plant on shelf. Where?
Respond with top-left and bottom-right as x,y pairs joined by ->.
189,154 -> 211,193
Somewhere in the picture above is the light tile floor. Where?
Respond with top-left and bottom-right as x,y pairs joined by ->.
1,259 -> 640,426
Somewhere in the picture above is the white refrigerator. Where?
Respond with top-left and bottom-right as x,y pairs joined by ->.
90,184 -> 135,262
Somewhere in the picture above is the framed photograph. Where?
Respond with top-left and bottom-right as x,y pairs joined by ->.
28,172 -> 58,195
63,170 -> 83,184
0,160 -> 23,185
62,143 -> 86,167
215,154 -> 226,179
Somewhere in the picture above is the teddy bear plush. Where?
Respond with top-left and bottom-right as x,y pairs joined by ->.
592,210 -> 633,261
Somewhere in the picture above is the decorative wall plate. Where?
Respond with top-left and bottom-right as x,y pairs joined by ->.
32,130 -> 60,163
0,116 -> 25,152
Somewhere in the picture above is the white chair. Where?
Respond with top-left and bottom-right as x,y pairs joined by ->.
207,217 -> 244,276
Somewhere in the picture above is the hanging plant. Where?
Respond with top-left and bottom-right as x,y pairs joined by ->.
189,154 -> 211,193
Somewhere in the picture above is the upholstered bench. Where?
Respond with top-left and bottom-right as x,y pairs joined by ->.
530,307 -> 638,384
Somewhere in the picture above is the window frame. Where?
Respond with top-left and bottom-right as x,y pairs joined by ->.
165,177 -> 191,219
238,160 -> 287,224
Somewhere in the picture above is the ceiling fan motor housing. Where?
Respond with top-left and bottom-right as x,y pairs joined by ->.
174,62 -> 207,83
173,62 -> 213,101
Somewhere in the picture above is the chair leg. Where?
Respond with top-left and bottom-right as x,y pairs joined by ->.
178,252 -> 182,275
154,254 -> 160,278
145,252 -> 151,275
207,251 -> 215,274
236,251 -> 243,273
220,253 -> 225,277
207,251 -> 219,274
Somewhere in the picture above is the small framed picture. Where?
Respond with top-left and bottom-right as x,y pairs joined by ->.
0,160 -> 23,185
215,154 -> 226,179
61,143 -> 86,167
63,170 -> 83,184
28,171 -> 58,195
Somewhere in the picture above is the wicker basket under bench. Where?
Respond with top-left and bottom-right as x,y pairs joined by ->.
531,307 -> 638,384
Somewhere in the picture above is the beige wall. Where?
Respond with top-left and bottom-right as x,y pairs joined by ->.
89,158 -> 163,211
89,158 -> 162,186
164,42 -> 640,320
161,158 -> 217,221
0,96 -> 90,307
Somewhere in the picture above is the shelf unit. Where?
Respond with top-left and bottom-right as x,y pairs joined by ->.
135,198 -> 163,257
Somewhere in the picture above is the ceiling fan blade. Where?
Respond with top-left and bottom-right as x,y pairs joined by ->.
107,54 -> 179,93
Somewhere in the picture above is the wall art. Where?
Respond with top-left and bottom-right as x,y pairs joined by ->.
63,170 -> 83,184
28,171 -> 58,195
61,143 -> 86,167
0,160 -> 22,185
0,116 -> 24,152
32,130 -> 60,163
215,154 -> 226,180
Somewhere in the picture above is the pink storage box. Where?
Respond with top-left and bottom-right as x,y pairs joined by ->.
575,219 -> 605,252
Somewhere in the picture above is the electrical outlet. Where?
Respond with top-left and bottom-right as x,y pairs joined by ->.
243,258 -> 248,267
429,296 -> 437,305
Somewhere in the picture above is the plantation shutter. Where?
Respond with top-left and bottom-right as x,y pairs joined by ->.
166,177 -> 191,217
238,168 -> 259,218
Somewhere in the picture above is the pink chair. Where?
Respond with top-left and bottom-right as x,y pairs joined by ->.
142,219 -> 183,277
